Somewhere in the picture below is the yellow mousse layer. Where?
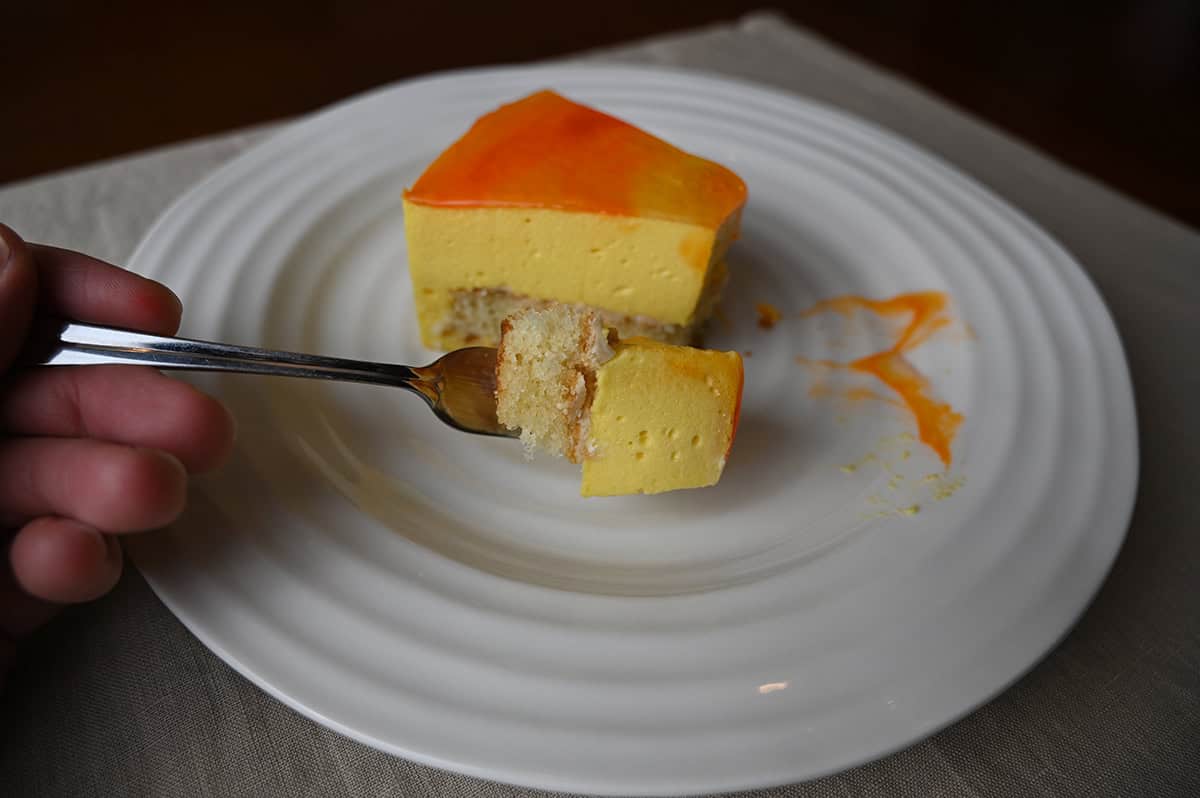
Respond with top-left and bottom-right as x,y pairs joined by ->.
495,306 -> 743,497
583,338 -> 742,497
403,203 -> 737,348
403,90 -> 746,350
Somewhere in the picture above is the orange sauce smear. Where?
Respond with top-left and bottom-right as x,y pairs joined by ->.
798,292 -> 963,467
404,91 -> 746,228
756,302 -> 782,329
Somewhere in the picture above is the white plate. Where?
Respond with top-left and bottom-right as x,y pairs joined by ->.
126,66 -> 1137,795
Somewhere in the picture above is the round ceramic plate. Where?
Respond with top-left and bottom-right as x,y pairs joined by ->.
127,66 -> 1137,795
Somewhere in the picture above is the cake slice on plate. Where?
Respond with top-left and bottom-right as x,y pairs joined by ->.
496,305 -> 743,497
403,90 -> 746,350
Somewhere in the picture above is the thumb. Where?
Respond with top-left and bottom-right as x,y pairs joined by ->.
0,223 -> 38,371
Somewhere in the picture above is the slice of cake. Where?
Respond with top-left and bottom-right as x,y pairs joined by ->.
496,306 -> 743,497
404,90 -> 747,350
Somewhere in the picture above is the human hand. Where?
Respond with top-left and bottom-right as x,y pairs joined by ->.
0,224 -> 234,678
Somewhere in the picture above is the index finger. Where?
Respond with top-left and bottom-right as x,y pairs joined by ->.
31,244 -> 183,335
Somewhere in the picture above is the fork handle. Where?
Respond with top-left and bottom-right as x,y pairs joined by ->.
24,319 -> 425,389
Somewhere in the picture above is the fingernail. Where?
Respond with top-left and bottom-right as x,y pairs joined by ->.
167,287 -> 184,318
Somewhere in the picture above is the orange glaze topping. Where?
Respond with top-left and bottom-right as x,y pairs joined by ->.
404,90 -> 747,229
800,292 -> 963,466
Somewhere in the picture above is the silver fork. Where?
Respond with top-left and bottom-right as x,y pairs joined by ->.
22,319 -> 516,439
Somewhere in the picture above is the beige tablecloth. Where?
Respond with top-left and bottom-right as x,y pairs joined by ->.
2,12 -> 1198,797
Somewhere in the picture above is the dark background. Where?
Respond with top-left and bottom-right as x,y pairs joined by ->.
3,1 -> 1198,226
